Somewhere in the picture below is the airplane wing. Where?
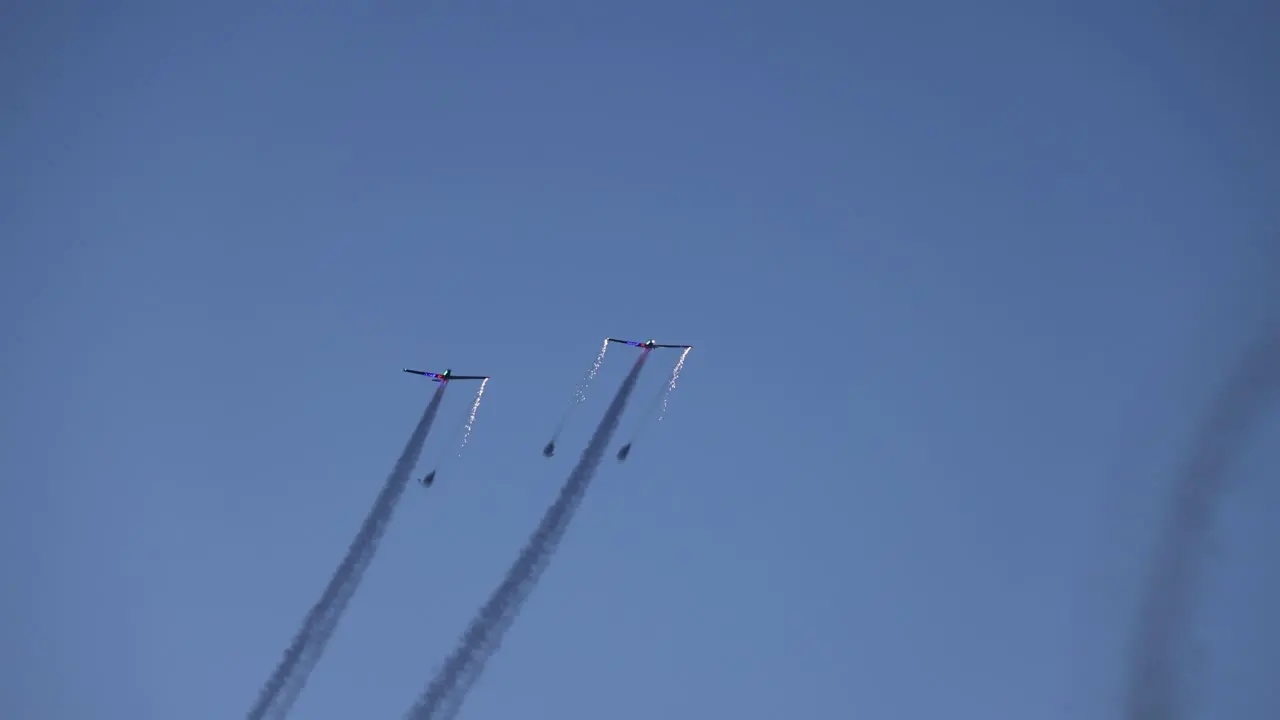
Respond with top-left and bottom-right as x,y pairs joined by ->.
606,338 -> 692,349
403,369 -> 443,379
447,375 -> 489,380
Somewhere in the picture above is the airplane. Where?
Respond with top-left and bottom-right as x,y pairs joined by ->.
420,471 -> 437,487
607,338 -> 693,350
402,368 -> 489,383
542,440 -> 556,457
616,443 -> 632,462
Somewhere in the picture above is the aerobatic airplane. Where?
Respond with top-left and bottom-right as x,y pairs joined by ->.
402,368 -> 490,382
607,337 -> 693,350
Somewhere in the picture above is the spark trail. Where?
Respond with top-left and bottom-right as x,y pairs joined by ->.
406,352 -> 650,720
1124,332 -> 1280,720
655,346 -> 691,424
545,338 -> 610,451
246,382 -> 449,720
423,380 -> 490,486
619,346 -> 692,460
456,379 -> 489,457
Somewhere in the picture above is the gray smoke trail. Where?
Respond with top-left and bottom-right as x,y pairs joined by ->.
406,352 -> 650,720
1125,333 -> 1280,720
247,382 -> 449,720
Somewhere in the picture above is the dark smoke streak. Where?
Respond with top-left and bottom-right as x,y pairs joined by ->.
1125,334 -> 1280,720
247,382 -> 449,720
406,352 -> 649,720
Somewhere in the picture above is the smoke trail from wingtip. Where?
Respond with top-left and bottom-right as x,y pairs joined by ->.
456,379 -> 489,457
246,382 -> 449,720
626,346 -> 693,446
1124,333 -> 1280,720
425,379 -> 491,483
550,338 -> 610,439
656,346 -> 692,424
406,352 -> 649,720
579,338 -> 610,402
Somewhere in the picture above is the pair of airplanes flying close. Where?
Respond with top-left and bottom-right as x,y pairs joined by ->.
401,337 -> 692,383
402,337 -> 692,484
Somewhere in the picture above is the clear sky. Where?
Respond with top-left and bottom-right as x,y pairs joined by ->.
3,1 -> 1277,718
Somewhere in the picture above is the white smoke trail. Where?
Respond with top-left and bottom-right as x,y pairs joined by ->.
550,339 -> 611,441
625,347 -> 693,447
246,382 -> 449,720
656,346 -> 692,424
574,338 -> 610,405
456,379 -> 489,457
405,352 -> 650,720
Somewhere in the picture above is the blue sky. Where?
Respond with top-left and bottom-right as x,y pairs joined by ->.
3,1 -> 1277,718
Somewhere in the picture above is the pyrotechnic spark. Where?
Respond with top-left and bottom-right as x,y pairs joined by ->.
456,379 -> 489,457
573,338 -> 610,405
657,347 -> 692,423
